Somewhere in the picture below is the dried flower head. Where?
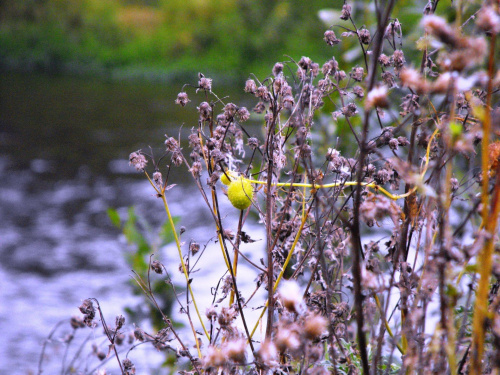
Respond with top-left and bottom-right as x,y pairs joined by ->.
153,171 -> 163,190
388,138 -> 399,150
253,101 -> 266,114
382,71 -> 396,88
341,102 -> 358,117
224,102 -> 237,119
257,339 -> 278,367
203,346 -> 226,369
476,6 -> 500,34
421,15 -> 459,46
322,58 -> 339,76
350,66 -> 364,82
400,68 -> 429,94
324,30 -> 340,46
283,95 -> 295,109
79,299 -> 94,316
70,316 -> 85,329
244,79 -> 257,93
400,94 -> 420,117
275,327 -> 301,352
133,325 -> 146,342
340,3 -> 351,20
317,78 -> 332,92
206,305 -> 217,321
248,137 -> 259,149
218,306 -> 238,327
256,85 -> 271,101
165,137 -> 179,152
151,260 -> 163,274
174,91 -> 190,107
237,107 -> 250,122
129,151 -> 147,171
365,85 -> 389,109
198,74 -> 212,92
279,280 -> 304,313
272,62 -> 284,77
197,101 -> 212,121
398,136 -> 409,147
298,56 -> 312,71
391,50 -> 406,70
334,70 -> 347,81
171,151 -> 183,166
353,85 -> 364,98
378,53 -> 391,67
115,315 -> 125,330
224,339 -> 247,364
189,161 -> 202,178
303,314 -> 328,340
358,28 -> 371,45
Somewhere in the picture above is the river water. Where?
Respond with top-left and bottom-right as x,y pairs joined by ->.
0,73 -> 265,374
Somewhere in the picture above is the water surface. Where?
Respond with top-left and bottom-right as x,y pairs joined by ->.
0,73 -> 264,374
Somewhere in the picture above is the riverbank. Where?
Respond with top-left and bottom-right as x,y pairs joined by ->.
0,0 -> 337,84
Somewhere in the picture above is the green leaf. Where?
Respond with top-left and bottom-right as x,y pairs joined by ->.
159,215 -> 180,246
465,264 -> 478,273
449,121 -> 462,140
107,207 -> 121,228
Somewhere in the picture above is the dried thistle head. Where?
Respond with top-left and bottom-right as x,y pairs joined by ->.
279,280 -> 304,314
197,101 -> 212,121
203,346 -> 226,369
275,326 -> 301,352
129,151 -> 147,171
272,62 -> 284,77
365,85 -> 389,110
303,314 -> 328,340
244,79 -> 257,93
175,91 -> 190,107
476,5 -> 500,34
256,339 -> 278,367
324,30 -> 340,46
340,3 -> 351,20
349,66 -> 364,82
223,339 -> 247,364
358,28 -> 371,45
197,73 -> 212,92
421,15 -> 459,46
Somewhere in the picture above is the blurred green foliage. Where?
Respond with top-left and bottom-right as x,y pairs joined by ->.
1,0 -> 481,82
107,206 -> 182,330
0,0 -> 335,80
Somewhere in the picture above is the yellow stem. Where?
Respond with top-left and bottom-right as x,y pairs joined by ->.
161,194 -> 210,339
241,127 -> 439,202
470,30 -> 496,375
143,173 -> 207,356
374,294 -> 405,354
249,184 -> 311,340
